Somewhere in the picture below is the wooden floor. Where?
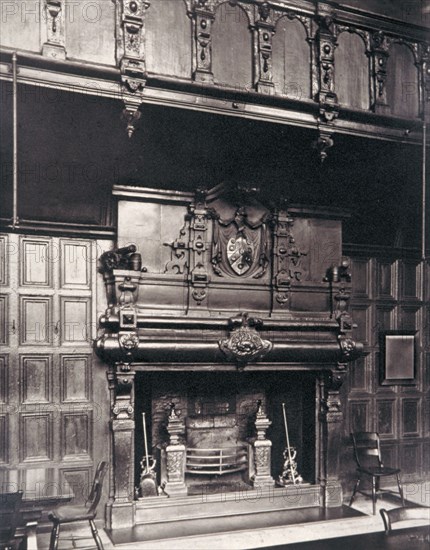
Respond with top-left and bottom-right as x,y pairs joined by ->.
36,482 -> 430,550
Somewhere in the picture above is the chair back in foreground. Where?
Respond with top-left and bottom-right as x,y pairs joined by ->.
0,490 -> 24,549
86,460 -> 108,515
380,506 -> 430,534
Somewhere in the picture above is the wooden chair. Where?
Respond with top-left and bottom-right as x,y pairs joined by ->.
0,490 -> 23,550
48,461 -> 108,550
349,432 -> 404,515
380,506 -> 430,534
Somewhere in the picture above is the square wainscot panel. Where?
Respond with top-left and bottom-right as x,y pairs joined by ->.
60,354 -> 91,403
19,296 -> 52,345
20,355 -> 52,404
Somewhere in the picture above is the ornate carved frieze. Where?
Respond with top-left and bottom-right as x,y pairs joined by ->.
271,198 -> 307,308
42,0 -> 66,59
117,0 -> 151,136
219,313 -> 272,367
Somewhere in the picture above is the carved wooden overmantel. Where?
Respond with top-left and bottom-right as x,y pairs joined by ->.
96,183 -> 364,528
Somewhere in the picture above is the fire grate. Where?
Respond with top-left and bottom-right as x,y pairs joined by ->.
186,446 -> 247,476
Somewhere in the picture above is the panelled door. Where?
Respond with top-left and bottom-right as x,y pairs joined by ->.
0,233 -> 106,504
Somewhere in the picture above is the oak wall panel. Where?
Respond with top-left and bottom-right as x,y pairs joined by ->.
377,399 -> 396,438
386,44 -> 419,119
20,413 -> 53,462
401,398 -> 420,437
60,297 -> 90,344
376,260 -> 396,299
20,237 -> 51,287
61,467 -> 90,505
0,295 -> 8,345
65,0 -> 116,66
60,239 -> 91,289
0,355 -> 7,403
61,412 -> 92,459
20,355 -> 51,404
0,235 -> 7,285
0,415 -> 7,463
145,0 -> 192,78
272,18 -> 310,100
351,258 -> 371,298
349,401 -> 370,432
336,32 -> 369,110
20,296 -> 52,345
212,3 -> 252,90
61,354 -> 91,403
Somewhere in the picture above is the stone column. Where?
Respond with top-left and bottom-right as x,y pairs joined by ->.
165,403 -> 188,496
252,401 -> 275,488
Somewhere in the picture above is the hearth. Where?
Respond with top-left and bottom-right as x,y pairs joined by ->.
96,184 -> 364,529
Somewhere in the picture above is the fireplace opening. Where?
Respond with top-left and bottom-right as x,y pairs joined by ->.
134,371 -> 316,495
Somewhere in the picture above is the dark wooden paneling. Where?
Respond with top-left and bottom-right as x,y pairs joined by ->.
20,413 -> 53,462
376,260 -> 396,299
336,32 -> 369,110
401,261 -> 420,300
400,443 -> 420,475
401,398 -> 420,437
377,399 -> 396,438
399,306 -> 418,331
349,356 -> 367,392
0,235 -> 7,285
351,305 -> 370,346
146,0 -> 192,78
20,355 -> 51,404
0,415 -> 7,463
0,355 -> 7,404
349,401 -> 370,432
61,354 -> 91,403
62,412 -> 92,460
0,295 -> 8,345
351,258 -> 371,298
20,237 -> 52,287
60,239 -> 91,289
20,296 -> 52,345
60,297 -> 90,344
386,43 -> 419,119
272,17 -> 310,99
61,467 -> 91,505
212,3 -> 252,90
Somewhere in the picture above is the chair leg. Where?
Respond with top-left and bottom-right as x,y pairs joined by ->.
371,476 -> 377,515
89,519 -> 104,550
396,473 -> 405,506
49,523 -> 60,550
349,477 -> 360,506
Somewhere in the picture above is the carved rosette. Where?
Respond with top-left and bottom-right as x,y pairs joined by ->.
219,314 -> 272,367
42,0 -> 66,58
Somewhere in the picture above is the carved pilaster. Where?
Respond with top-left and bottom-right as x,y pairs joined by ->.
117,0 -> 151,136
252,401 -> 274,487
164,403 -> 187,496
42,0 -> 66,59
316,10 -> 339,123
319,367 -> 346,507
419,42 -> 430,117
109,362 -> 136,528
271,198 -> 307,310
192,4 -> 215,83
370,31 -> 391,113
254,3 -> 275,94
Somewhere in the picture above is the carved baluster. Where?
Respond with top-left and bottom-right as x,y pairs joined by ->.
419,42 -> 430,117
254,3 -> 275,94
117,0 -> 151,137
109,362 -> 136,528
164,403 -> 187,496
272,199 -> 294,309
251,400 -> 275,487
370,31 -> 391,113
192,3 -> 215,83
42,0 -> 66,59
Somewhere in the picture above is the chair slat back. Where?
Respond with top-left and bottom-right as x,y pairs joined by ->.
86,461 -> 108,515
0,491 -> 23,545
381,506 -> 430,534
351,432 -> 383,468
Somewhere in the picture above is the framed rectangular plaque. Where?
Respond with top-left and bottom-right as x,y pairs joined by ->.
379,331 -> 417,385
